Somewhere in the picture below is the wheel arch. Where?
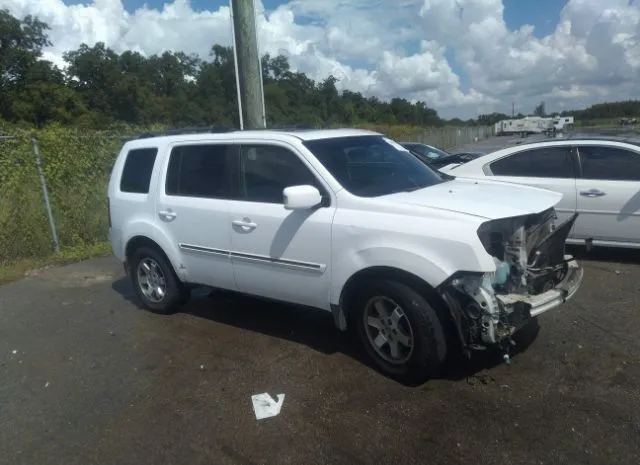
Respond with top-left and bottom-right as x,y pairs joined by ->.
334,266 -> 458,343
124,235 -> 181,281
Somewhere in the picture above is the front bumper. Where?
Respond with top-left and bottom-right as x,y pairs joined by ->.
497,255 -> 584,319
439,255 -> 584,353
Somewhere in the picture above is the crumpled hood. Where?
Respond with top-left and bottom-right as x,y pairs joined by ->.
382,177 -> 562,220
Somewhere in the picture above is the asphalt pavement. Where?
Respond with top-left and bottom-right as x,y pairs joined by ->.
1,248 -> 639,465
1,134 -> 639,465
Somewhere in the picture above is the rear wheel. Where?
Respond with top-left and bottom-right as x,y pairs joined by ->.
130,246 -> 190,314
352,279 -> 448,385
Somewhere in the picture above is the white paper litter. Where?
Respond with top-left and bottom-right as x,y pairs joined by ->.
251,393 -> 285,420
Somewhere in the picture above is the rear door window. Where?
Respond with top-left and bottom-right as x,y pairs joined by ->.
577,145 -> 640,181
165,144 -> 233,199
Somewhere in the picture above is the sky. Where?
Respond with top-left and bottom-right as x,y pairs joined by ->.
2,0 -> 639,119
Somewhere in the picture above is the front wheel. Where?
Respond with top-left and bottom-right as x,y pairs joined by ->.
352,279 -> 448,385
130,246 -> 190,314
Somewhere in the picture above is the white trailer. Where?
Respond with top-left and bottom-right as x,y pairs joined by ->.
553,116 -> 574,130
495,119 -> 526,136
495,116 -> 575,136
495,117 -> 547,136
541,116 -> 575,135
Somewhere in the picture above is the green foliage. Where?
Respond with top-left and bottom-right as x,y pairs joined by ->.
565,100 -> 640,126
0,9 -> 445,129
478,100 -> 640,127
0,126 -> 121,264
476,112 -> 511,126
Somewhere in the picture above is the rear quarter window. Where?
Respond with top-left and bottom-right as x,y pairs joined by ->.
119,147 -> 158,194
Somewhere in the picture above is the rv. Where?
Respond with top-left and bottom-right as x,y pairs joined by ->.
542,116 -> 575,135
494,117 -> 548,136
495,116 -> 575,136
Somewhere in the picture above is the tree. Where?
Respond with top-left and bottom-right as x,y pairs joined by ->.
534,101 -> 546,117
0,8 -> 51,86
0,8 -> 63,126
477,112 -> 510,126
0,9 -> 485,130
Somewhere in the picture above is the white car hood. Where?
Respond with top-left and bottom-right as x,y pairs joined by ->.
382,177 -> 562,220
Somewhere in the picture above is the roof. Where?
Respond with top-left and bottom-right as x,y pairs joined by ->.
440,134 -> 640,175
504,134 -> 640,148
122,127 -> 383,147
272,128 -> 383,141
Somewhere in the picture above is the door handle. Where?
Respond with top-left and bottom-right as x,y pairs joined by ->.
579,189 -> 606,198
159,209 -> 177,221
232,219 -> 258,230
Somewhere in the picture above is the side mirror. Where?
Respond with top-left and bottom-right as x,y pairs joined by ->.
283,185 -> 323,210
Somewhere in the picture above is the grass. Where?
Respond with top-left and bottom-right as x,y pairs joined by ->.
0,242 -> 112,286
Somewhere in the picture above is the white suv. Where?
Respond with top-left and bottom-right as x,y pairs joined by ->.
107,128 -> 584,384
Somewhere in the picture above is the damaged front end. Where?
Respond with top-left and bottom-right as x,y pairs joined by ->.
439,208 -> 584,357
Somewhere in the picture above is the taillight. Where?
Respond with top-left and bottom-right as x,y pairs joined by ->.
107,197 -> 112,228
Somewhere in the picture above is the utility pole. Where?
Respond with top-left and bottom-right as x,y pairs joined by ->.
230,0 -> 266,129
512,102 -> 515,118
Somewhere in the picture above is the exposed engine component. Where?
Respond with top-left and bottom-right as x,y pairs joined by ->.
441,208 -> 580,351
477,208 -> 577,296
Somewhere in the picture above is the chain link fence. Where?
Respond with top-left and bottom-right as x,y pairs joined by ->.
419,125 -> 494,150
0,124 -> 494,266
362,124 -> 495,151
0,128 -> 125,266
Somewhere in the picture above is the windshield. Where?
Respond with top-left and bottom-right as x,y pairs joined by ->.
401,143 -> 449,159
303,135 -> 448,197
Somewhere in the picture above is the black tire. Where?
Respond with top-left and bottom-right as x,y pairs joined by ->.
352,279 -> 448,385
130,246 -> 190,314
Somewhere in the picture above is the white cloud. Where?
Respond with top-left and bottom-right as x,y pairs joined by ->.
415,0 -> 640,115
1,0 -> 639,119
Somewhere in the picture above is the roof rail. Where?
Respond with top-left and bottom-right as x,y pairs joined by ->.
248,124 -> 317,131
135,125 -> 237,139
506,134 -> 640,147
131,124 -> 324,139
